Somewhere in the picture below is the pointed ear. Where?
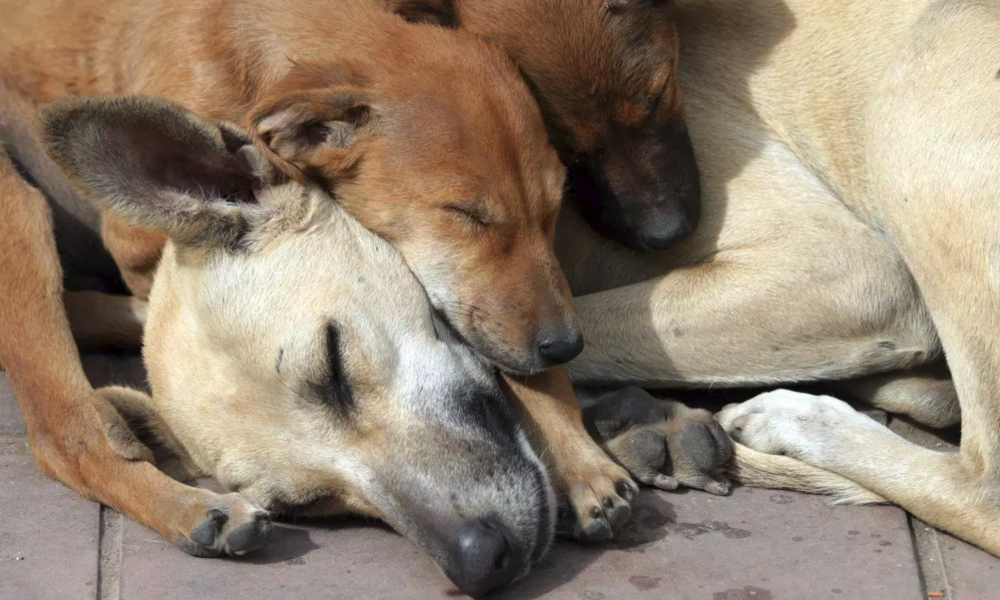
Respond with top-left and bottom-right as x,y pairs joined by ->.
251,86 -> 377,186
385,0 -> 457,26
42,96 -> 274,249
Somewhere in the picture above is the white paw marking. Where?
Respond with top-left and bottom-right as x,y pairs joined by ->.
716,389 -> 886,467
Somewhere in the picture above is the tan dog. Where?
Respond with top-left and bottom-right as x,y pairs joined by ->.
1,0 -> 655,542
381,0 -> 738,504
528,0 -> 1000,557
40,94 -> 556,597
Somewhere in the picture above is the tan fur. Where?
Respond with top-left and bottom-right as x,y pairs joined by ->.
0,84 -> 270,558
0,0 -> 575,374
0,0 -> 639,548
728,443 -> 886,506
558,0 -> 1000,556
33,96 -> 555,593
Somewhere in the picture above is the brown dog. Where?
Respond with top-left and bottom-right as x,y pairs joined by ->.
380,0 -> 732,507
0,0 -> 653,550
389,0 -> 700,253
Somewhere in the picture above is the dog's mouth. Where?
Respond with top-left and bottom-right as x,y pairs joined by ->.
360,381 -> 555,596
374,463 -> 555,597
431,305 -> 529,374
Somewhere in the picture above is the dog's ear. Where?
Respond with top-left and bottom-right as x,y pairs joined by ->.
43,96 -> 274,249
385,0 -> 456,26
251,87 -> 377,187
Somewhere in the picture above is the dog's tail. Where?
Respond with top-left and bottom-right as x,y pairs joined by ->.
728,442 -> 887,505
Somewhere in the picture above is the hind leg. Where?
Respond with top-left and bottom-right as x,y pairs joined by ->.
724,1 -> 1000,556
0,149 -> 269,556
64,291 -> 147,350
558,89 -> 941,390
830,367 -> 960,429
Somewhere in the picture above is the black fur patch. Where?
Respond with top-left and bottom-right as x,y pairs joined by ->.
308,322 -> 355,417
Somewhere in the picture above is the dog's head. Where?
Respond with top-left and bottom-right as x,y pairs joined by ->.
43,96 -> 555,597
393,0 -> 699,252
248,17 -> 579,374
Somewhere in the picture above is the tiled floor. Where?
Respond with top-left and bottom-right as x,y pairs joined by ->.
2,352 -> 998,600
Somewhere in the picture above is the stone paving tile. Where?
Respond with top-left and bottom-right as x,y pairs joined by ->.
890,417 -> 1000,600
0,455 -> 101,600
936,531 -> 1000,600
117,484 -> 919,600
496,486 -> 919,600
0,372 -> 26,436
119,514 -> 456,600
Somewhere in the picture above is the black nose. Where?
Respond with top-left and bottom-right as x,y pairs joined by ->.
627,206 -> 698,252
450,518 -> 523,597
537,328 -> 584,367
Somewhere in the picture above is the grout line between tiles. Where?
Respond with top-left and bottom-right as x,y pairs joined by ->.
97,506 -> 123,600
910,515 -> 952,600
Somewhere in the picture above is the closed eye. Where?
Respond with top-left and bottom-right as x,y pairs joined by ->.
307,322 -> 355,416
444,202 -> 491,228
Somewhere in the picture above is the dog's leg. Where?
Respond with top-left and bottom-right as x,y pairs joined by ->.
567,257 -> 939,388
716,387 -> 1000,554
100,215 -> 165,300
0,151 -> 270,556
64,291 -> 147,350
506,371 -> 731,540
829,368 -> 960,429
725,0 -> 1000,556
502,368 -> 638,541
582,386 -> 732,493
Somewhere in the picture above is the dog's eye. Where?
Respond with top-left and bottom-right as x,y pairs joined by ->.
307,322 -> 355,416
444,203 -> 491,228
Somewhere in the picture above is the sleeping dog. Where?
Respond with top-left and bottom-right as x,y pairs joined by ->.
0,0 -> 697,547
38,94 -> 554,598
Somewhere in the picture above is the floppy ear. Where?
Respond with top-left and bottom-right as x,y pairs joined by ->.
42,96 -> 271,249
385,0 -> 457,26
251,86 -> 377,187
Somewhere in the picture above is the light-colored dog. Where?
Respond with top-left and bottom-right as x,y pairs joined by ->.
41,95 -> 555,597
554,0 -> 1000,556
1,0 -> 654,547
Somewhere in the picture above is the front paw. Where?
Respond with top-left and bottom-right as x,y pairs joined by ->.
583,387 -> 733,496
555,451 -> 639,542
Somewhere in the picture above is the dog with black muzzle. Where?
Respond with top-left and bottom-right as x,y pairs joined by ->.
1,0 -> 660,547
390,0 -> 702,253
38,95 -> 555,598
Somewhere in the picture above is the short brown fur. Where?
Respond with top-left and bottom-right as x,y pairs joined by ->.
0,0 -> 644,553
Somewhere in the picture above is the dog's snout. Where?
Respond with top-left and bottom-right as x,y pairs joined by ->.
450,517 -> 523,597
569,120 -> 702,252
536,326 -> 584,367
627,200 -> 698,252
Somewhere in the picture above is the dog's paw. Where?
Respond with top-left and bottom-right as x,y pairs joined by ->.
583,387 -> 733,496
175,494 -> 273,557
717,389 -> 884,466
555,450 -> 638,542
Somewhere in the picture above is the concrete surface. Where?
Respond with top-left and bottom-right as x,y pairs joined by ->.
1,352 -> 999,600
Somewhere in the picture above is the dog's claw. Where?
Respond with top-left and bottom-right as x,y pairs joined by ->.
556,451 -> 637,542
175,494 -> 272,558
